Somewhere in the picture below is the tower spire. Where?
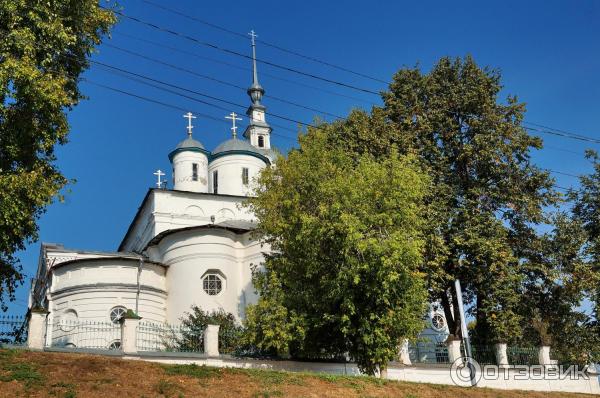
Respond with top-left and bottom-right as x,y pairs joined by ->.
247,29 -> 264,108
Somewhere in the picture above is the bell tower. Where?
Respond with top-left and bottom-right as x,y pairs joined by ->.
242,30 -> 272,150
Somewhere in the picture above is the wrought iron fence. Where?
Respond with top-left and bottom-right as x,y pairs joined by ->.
0,315 -> 28,346
507,346 -> 538,365
469,345 -> 496,365
136,322 -> 204,353
408,334 -> 449,364
48,320 -> 121,350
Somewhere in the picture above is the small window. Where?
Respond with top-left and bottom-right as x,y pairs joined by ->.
258,135 -> 265,148
192,163 -> 198,181
213,170 -> 218,194
431,313 -> 446,331
203,274 -> 222,296
109,306 -> 127,324
242,168 -> 249,185
108,340 -> 121,350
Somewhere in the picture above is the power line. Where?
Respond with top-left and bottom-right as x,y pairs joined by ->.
138,0 -> 389,85
524,126 -> 600,145
89,58 -> 317,132
105,7 -> 381,95
83,79 -> 297,142
103,42 -> 346,119
525,122 -> 598,143
112,31 -> 377,106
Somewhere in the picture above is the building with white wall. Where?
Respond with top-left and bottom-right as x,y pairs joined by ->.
28,37 -> 448,351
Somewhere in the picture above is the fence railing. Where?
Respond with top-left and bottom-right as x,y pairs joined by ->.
469,345 -> 496,365
136,322 -> 204,353
408,334 -> 449,364
0,315 -> 28,346
48,320 -> 121,350
507,346 -> 538,366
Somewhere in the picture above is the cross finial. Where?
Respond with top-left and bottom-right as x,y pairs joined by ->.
153,169 -> 165,189
183,112 -> 196,138
225,112 -> 242,138
249,29 -> 258,46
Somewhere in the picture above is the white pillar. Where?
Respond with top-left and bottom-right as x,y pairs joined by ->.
538,345 -> 551,366
399,339 -> 412,365
120,314 -> 141,354
446,339 -> 462,363
27,310 -> 49,350
494,343 -> 509,368
203,324 -> 220,356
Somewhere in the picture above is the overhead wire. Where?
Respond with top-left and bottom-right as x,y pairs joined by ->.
138,0 -> 390,85
104,7 -> 381,95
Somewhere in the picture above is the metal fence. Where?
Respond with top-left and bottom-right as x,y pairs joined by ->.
0,315 -> 28,346
136,322 -> 204,353
48,320 -> 121,350
469,345 -> 496,365
408,334 -> 449,364
507,346 -> 538,365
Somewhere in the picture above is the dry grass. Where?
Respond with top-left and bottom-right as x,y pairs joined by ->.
0,349 -> 596,398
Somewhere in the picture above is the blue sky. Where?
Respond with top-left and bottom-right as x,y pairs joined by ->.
4,0 -> 600,314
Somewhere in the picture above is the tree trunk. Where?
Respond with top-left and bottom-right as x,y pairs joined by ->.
379,365 -> 388,379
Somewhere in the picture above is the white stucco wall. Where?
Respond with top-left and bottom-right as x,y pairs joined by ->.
120,190 -> 258,253
49,259 -> 167,323
155,228 -> 263,324
171,151 -> 209,193
208,154 -> 266,196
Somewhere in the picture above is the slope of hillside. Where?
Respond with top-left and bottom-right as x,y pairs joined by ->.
0,349 -> 596,398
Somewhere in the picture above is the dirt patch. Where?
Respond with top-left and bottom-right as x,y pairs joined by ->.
0,349 -> 596,397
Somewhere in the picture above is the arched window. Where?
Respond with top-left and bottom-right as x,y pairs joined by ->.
213,170 -> 219,194
203,273 -> 223,296
431,313 -> 446,332
109,306 -> 127,324
108,340 -> 121,350
258,135 -> 265,148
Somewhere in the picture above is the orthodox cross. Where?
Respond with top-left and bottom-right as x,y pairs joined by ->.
183,112 -> 196,138
225,112 -> 242,138
153,169 -> 165,189
248,29 -> 258,46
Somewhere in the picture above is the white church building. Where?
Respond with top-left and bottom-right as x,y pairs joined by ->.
28,37 -> 448,355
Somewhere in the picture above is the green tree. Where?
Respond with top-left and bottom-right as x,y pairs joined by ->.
244,128 -> 430,376
0,0 -> 115,309
178,306 -> 243,354
323,56 -> 557,344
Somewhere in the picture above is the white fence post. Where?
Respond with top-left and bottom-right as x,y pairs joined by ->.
27,309 -> 49,350
446,339 -> 462,363
120,311 -> 141,354
494,343 -> 509,368
203,324 -> 220,356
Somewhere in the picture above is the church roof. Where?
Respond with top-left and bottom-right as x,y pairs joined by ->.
175,137 -> 205,150
211,137 -> 271,164
213,137 -> 259,154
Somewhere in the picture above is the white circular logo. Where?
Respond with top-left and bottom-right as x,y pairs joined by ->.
450,357 -> 482,387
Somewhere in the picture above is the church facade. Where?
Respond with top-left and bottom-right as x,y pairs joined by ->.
28,38 -> 448,354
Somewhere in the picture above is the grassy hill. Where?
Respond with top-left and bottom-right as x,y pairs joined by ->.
0,349 -> 596,397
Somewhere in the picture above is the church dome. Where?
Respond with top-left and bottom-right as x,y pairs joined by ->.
211,138 -> 271,164
175,136 -> 205,150
213,137 -> 259,155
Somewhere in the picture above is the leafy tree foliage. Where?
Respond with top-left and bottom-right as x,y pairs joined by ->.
0,0 -> 115,309
178,306 -> 243,354
244,129 -> 430,375
323,56 -> 557,344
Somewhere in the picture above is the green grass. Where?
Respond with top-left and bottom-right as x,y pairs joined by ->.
156,379 -> 181,397
0,350 -> 44,388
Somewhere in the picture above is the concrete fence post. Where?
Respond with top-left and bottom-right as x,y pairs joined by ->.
494,343 -> 509,368
446,339 -> 462,363
399,339 -> 412,365
119,311 -> 142,354
27,309 -> 49,350
204,324 -> 220,356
